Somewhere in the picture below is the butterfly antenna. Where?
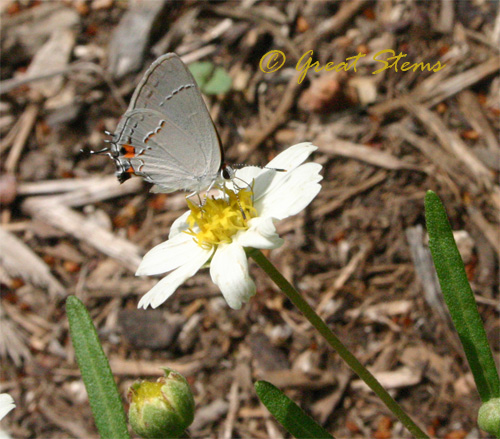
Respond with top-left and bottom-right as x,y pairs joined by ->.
232,163 -> 287,172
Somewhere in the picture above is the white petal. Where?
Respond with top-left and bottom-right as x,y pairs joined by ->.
138,247 -> 212,309
0,393 -> 15,420
169,211 -> 191,238
256,162 -> 322,220
252,145 -> 320,206
232,143 -> 318,199
210,243 -> 256,309
136,232 -> 199,276
235,217 -> 283,249
266,142 -> 317,171
230,166 -> 262,191
251,168 -> 279,201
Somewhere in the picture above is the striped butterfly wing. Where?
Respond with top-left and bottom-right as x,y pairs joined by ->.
113,108 -> 217,193
112,53 -> 222,191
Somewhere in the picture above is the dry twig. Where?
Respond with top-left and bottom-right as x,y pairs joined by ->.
0,227 -> 65,296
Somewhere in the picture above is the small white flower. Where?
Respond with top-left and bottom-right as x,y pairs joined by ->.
136,142 -> 322,310
0,393 -> 15,421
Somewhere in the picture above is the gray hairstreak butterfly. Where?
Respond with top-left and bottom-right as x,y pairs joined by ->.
99,53 -> 235,196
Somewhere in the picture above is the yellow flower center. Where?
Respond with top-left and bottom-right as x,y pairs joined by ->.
185,189 -> 257,249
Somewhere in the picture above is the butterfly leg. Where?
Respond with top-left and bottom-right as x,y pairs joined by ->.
185,191 -> 201,204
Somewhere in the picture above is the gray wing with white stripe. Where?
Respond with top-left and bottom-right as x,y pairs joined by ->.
113,108 -> 218,193
124,53 -> 222,180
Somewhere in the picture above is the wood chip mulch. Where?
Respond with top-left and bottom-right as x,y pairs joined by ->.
1,1 -> 498,438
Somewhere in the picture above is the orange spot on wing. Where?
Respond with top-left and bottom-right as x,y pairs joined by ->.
122,144 -> 136,158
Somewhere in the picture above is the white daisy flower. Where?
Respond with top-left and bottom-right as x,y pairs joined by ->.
136,142 -> 322,310
0,393 -> 15,421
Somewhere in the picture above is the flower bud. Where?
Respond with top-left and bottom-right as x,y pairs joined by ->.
478,398 -> 500,436
128,368 -> 195,438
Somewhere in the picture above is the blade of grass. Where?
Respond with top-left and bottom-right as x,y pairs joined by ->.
66,296 -> 130,439
425,191 -> 500,401
255,381 -> 334,439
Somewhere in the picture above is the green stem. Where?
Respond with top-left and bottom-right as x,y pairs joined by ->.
249,249 -> 428,439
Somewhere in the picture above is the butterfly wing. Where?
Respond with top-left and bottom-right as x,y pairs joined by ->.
112,53 -> 223,192
113,108 -> 219,193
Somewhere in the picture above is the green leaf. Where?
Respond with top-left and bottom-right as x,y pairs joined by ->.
66,296 -> 130,439
189,61 -> 232,95
255,381 -> 334,439
425,191 -> 500,402
189,61 -> 213,85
